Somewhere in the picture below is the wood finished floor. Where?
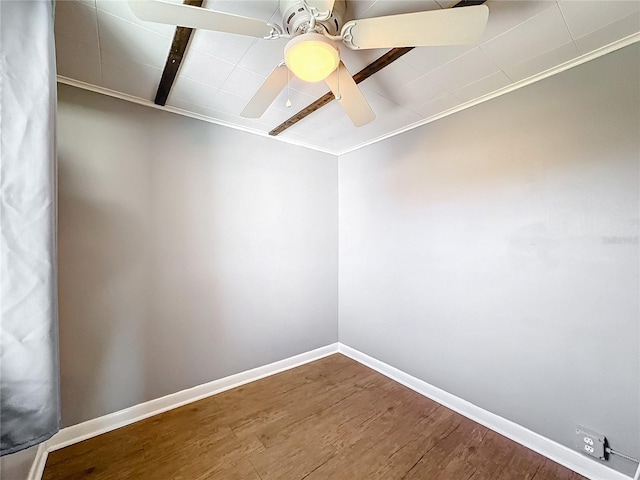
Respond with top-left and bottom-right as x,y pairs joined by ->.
43,354 -> 586,480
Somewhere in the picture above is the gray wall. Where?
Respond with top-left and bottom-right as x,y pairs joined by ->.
0,446 -> 36,480
57,85 -> 338,428
55,44 -> 638,477
338,44 -> 639,476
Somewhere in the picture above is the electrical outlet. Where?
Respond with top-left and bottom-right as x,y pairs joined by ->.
575,426 -> 607,460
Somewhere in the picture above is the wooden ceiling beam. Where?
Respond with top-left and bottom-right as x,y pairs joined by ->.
154,0 -> 203,106
269,0 -> 487,136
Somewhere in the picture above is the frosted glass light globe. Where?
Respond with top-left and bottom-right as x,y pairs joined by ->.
284,33 -> 339,83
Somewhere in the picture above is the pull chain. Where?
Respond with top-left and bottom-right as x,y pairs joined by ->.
286,68 -> 292,108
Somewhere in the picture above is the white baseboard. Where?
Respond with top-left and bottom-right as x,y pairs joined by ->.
27,444 -> 48,480
45,343 -> 339,453
30,341 -> 628,480
338,343 -> 631,480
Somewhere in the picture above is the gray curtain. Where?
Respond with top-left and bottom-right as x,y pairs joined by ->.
0,0 -> 60,455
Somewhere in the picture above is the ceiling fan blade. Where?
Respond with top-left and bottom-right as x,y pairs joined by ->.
324,61 -> 375,127
241,64 -> 289,118
129,0 -> 279,38
340,5 -> 489,50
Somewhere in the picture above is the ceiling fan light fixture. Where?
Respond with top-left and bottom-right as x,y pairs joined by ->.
284,33 -> 339,83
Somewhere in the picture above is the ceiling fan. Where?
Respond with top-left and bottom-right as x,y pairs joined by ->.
129,0 -> 489,127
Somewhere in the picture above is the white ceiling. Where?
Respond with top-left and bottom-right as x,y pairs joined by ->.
55,0 -> 640,154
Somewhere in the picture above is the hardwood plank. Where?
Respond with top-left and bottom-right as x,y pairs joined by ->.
242,369 -> 384,444
367,407 -> 469,479
43,354 -> 587,480
491,443 -> 548,480
532,458 -> 590,480
214,352 -> 354,413
223,360 -> 375,436
44,429 -> 143,469
42,448 -> 146,480
401,420 -> 487,480
303,397 -> 455,479
467,430 -> 522,480
255,374 -> 406,449
138,430 -> 264,480
249,440 -> 337,480
196,460 -> 262,480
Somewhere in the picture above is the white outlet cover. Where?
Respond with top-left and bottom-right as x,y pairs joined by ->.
576,426 -> 607,460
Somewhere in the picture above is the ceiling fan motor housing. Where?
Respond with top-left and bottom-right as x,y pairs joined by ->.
280,0 -> 346,36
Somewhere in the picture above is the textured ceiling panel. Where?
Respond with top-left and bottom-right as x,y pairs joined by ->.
55,0 -> 640,154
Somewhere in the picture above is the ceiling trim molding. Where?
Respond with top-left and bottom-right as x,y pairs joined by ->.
336,32 -> 640,156
56,76 -> 339,156
57,33 -> 639,157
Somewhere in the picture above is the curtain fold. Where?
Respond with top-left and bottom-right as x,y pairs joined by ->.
0,0 -> 60,455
